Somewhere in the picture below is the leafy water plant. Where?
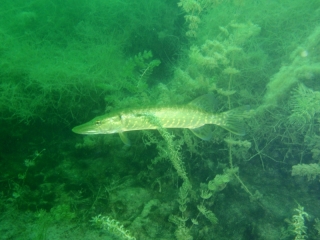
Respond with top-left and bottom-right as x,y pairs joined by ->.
291,205 -> 309,240
289,84 -> 320,128
90,214 -> 136,240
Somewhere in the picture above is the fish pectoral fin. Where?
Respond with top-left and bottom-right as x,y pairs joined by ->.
189,125 -> 213,140
119,132 -> 131,146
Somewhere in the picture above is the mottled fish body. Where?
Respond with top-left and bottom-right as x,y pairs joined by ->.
72,95 -> 246,144
115,106 -> 223,130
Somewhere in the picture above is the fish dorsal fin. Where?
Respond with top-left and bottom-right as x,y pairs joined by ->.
119,132 -> 131,146
189,125 -> 213,140
187,94 -> 217,112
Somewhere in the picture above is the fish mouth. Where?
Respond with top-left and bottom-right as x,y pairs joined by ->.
72,124 -> 99,134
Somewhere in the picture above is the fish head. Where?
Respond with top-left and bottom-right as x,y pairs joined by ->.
72,114 -> 122,134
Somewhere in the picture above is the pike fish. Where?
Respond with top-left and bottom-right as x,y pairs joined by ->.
72,94 -> 246,145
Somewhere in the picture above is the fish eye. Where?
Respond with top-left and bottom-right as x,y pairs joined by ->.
95,120 -> 101,126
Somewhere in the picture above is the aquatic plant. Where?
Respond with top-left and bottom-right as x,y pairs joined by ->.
291,205 -> 309,240
91,215 -> 136,240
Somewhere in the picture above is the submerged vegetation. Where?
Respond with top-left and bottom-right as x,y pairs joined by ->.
1,0 -> 320,239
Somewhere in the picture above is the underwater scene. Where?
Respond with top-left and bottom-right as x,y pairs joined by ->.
1,0 -> 320,239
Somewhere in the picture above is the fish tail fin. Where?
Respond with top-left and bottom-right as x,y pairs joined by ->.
216,106 -> 249,136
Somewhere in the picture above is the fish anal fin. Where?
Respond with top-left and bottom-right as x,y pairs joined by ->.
189,125 -> 213,140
